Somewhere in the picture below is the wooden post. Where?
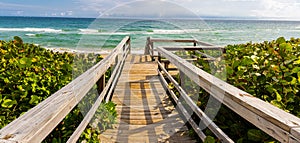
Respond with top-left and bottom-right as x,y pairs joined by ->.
128,37 -> 131,54
158,52 -> 162,73
97,75 -> 105,95
165,61 -> 169,72
179,71 -> 185,88
150,41 -> 154,61
145,37 -> 150,55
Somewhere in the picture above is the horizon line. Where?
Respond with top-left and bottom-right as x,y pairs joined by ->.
0,15 -> 300,22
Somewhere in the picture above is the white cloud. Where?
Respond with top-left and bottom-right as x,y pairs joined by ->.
76,0 -> 300,20
76,0 -> 121,13
251,0 -> 300,20
99,0 -> 197,18
0,2 -> 37,10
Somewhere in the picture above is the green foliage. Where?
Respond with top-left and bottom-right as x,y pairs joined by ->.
0,37 -> 116,142
177,37 -> 300,142
204,136 -> 216,143
225,37 -> 300,114
79,101 -> 117,142
0,36 -> 74,128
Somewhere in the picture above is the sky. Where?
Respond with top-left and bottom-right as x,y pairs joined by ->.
0,0 -> 300,20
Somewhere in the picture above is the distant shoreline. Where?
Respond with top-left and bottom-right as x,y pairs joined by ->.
44,47 -> 144,55
1,15 -> 300,22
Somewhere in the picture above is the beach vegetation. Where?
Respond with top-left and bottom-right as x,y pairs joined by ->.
0,36 -> 117,142
176,37 -> 300,142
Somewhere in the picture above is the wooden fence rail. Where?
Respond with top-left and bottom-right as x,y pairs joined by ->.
145,37 -> 199,60
152,37 -> 300,142
0,36 -> 131,143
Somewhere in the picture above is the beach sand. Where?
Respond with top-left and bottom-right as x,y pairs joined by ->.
44,47 -> 145,55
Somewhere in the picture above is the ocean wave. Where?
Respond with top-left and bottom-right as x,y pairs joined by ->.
151,29 -> 201,34
0,28 -> 62,33
294,26 -> 300,30
79,29 -> 130,35
78,28 -> 203,35
25,33 -> 36,37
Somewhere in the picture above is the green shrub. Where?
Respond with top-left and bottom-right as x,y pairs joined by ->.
225,37 -> 300,115
0,37 -> 117,142
0,36 -> 74,128
178,37 -> 300,142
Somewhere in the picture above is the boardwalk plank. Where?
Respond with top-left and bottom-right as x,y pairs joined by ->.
100,55 -> 196,143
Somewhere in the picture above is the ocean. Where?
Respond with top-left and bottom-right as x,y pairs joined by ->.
0,16 -> 300,52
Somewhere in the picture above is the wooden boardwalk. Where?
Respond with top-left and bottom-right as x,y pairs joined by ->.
2,37 -> 300,143
100,55 -> 196,143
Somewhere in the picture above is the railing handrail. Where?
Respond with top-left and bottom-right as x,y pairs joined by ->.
144,37 -> 199,60
156,44 -> 300,142
0,36 -> 131,143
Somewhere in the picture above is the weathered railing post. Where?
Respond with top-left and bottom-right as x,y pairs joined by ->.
144,37 -> 150,55
179,71 -> 186,87
150,39 -> 155,61
97,75 -> 105,95
128,37 -> 131,54
193,40 -> 197,47
158,52 -> 162,73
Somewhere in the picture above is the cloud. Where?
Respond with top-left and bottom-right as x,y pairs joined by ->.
76,0 -> 121,13
0,2 -> 36,10
251,0 -> 300,19
99,0 -> 198,18
2,0 -> 298,19
166,0 -> 300,20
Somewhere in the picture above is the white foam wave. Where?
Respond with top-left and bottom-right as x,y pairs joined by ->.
152,29 -> 201,34
0,28 -> 62,33
79,29 -> 130,35
79,29 -> 100,34
25,33 -> 36,37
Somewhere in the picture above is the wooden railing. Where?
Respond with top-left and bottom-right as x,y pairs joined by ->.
0,36 -> 131,143
145,37 -> 198,61
148,37 -> 300,142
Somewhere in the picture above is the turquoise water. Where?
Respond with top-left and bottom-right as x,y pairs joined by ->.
0,16 -> 300,51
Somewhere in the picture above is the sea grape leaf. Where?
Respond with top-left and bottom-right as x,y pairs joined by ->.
280,43 -> 293,52
13,36 -> 23,46
290,77 -> 297,85
1,99 -> 16,108
242,56 -> 253,65
292,67 -> 300,73
276,37 -> 286,44
233,60 -> 240,69
18,57 -> 32,68
31,57 -> 38,63
275,90 -> 282,102
294,58 -> 300,64
247,129 -> 264,142
271,100 -> 283,109
237,138 -> 245,143
204,136 -> 215,143
29,95 -> 41,105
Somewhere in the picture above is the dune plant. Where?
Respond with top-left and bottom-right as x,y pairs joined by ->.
0,37 -> 117,142
174,37 -> 300,142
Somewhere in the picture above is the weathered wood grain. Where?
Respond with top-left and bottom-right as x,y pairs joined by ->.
150,38 -> 197,43
0,36 -> 131,143
100,55 -> 196,143
157,46 -> 300,142
162,46 -> 225,51
67,39 -> 130,143
158,61 -> 234,143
